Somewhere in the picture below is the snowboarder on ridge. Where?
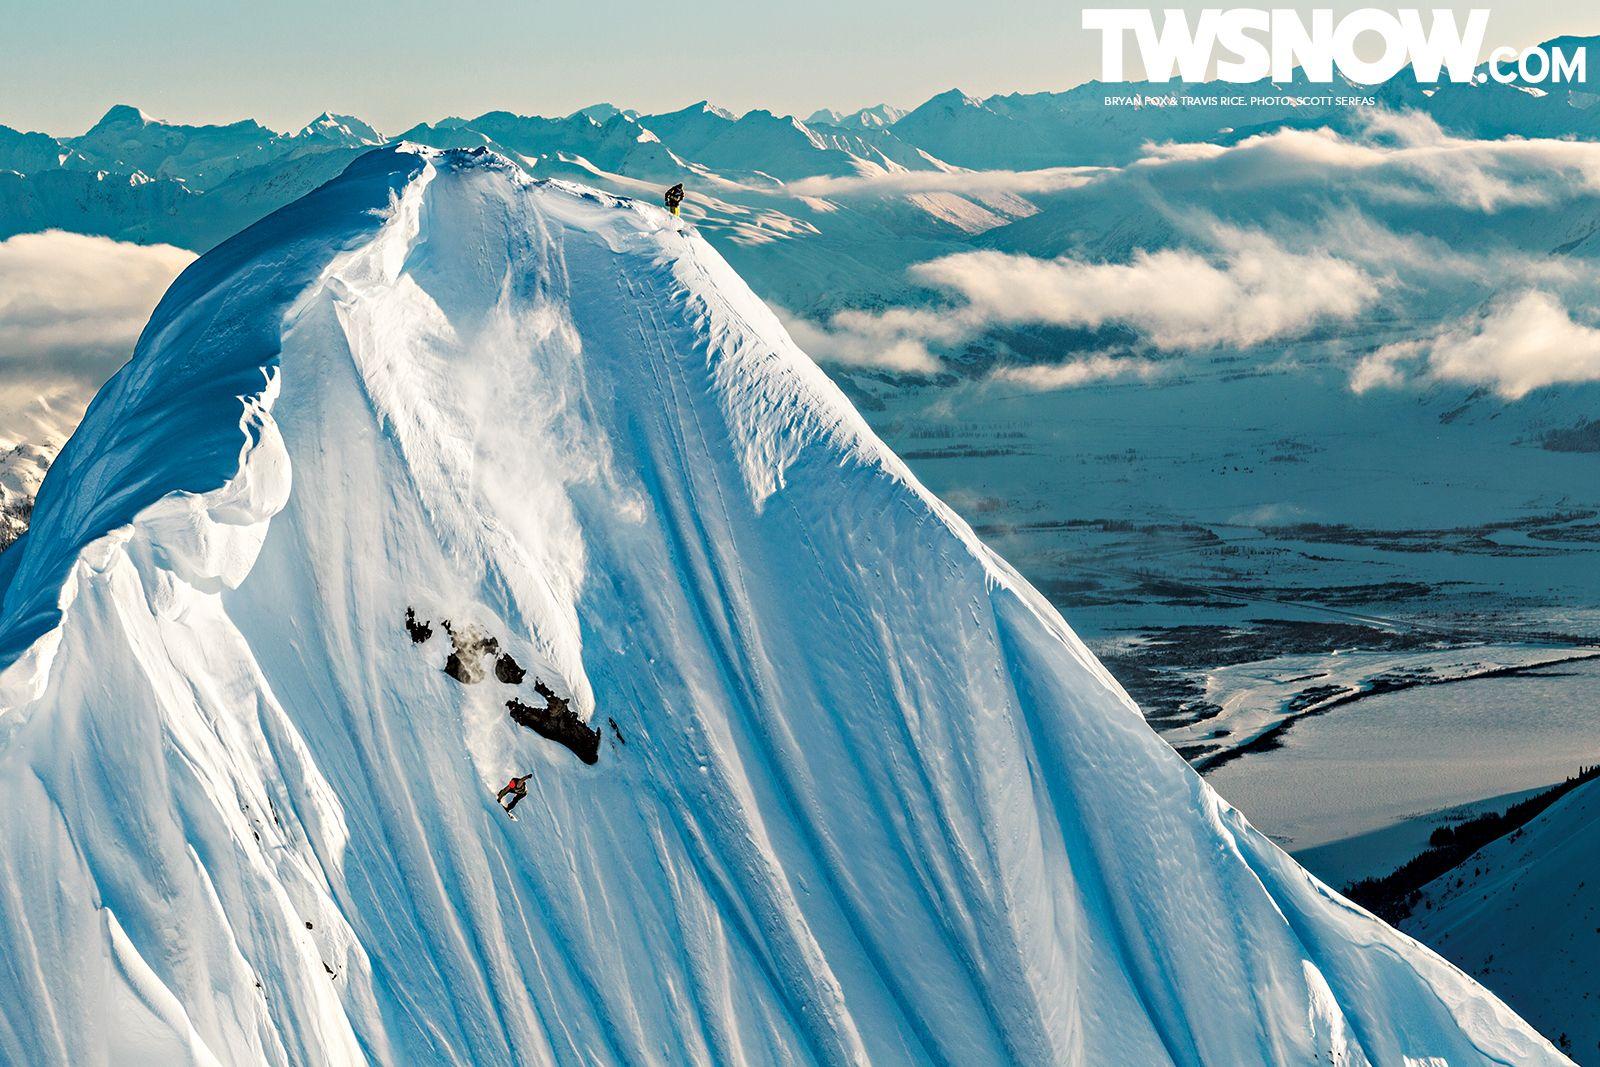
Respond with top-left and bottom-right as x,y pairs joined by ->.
664,183 -> 684,217
496,773 -> 533,818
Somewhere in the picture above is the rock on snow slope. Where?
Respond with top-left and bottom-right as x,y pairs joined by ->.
0,145 -> 1567,1065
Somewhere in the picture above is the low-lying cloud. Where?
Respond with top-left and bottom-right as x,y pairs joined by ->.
776,305 -> 951,373
0,230 -> 194,439
785,222 -> 1379,376
1136,110 -> 1600,213
781,111 -> 1600,399
783,166 -> 1104,199
989,355 -> 1163,391
1351,290 -> 1600,399
914,227 -> 1378,351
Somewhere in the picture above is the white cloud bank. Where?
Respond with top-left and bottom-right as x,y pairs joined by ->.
783,166 -> 1105,199
0,230 -> 195,439
776,305 -> 951,373
914,228 -> 1378,351
1136,110 -> 1600,213
989,355 -> 1164,391
1352,290 -> 1600,399
784,223 -> 1380,376
784,112 -> 1600,393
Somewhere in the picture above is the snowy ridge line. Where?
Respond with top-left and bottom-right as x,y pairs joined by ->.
0,149 -> 424,1063
1403,770 -> 1600,1060
0,331 -> 287,718
0,144 -> 1575,1064
0,145 -> 429,680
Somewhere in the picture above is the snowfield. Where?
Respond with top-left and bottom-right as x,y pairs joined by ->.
0,144 -> 1569,1064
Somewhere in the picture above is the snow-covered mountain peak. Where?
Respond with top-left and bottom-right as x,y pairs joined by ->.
570,102 -> 641,123
808,103 -> 908,129
926,87 -> 985,110
690,99 -> 736,120
0,144 -> 1569,1064
294,111 -> 383,144
88,103 -> 155,131
0,441 -> 52,502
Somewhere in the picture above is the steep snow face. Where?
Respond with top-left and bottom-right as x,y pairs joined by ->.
0,145 -> 1567,1065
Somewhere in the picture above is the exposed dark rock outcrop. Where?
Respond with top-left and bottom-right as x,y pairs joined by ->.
404,607 -> 433,644
494,653 -> 526,684
441,620 -> 499,684
412,614 -> 602,764
507,679 -> 601,765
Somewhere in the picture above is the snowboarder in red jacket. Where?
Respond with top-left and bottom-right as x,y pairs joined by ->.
496,773 -> 532,815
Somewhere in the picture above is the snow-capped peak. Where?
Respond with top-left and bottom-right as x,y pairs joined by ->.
688,99 -> 736,120
807,103 -> 908,129
570,102 -> 641,123
294,111 -> 383,144
0,144 -> 1566,1065
925,87 -> 986,110
87,103 -> 155,132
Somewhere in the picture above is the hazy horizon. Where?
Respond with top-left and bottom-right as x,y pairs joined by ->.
3,1 -> 1596,137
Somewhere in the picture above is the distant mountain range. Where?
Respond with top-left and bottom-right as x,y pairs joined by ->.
4,31 -> 1598,270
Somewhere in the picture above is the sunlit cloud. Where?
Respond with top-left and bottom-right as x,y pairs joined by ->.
784,221 -> 1380,373
775,304 -> 949,373
1351,290 -> 1600,399
1135,111 -> 1600,212
782,166 -> 1105,199
914,227 -> 1379,350
989,355 -> 1164,390
0,230 -> 194,439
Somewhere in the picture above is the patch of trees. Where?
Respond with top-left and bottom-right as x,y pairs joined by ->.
1346,763 -> 1600,923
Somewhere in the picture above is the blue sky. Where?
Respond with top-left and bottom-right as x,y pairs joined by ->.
1,1 -> 1593,135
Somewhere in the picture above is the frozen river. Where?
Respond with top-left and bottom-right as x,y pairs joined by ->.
1205,655 -> 1600,886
